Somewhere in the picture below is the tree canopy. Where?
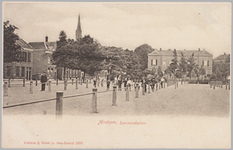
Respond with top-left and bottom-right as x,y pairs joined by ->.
4,21 -> 21,62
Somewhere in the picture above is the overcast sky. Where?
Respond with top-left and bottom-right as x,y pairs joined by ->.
3,2 -> 231,57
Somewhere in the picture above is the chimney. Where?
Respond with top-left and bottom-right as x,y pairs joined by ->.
224,53 -> 226,55
198,48 -> 200,51
160,48 -> 162,51
45,36 -> 48,42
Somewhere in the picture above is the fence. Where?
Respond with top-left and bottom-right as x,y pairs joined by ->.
209,81 -> 230,90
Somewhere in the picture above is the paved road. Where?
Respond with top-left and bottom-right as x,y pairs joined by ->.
3,81 -> 230,117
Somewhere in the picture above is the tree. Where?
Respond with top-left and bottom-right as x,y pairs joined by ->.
186,53 -> 199,79
4,21 -> 21,62
134,44 -> 154,70
52,31 -> 69,79
199,67 -> 206,80
166,49 -> 178,77
212,61 -> 230,80
179,52 -> 188,78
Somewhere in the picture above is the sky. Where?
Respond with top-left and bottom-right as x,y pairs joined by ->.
3,2 -> 231,57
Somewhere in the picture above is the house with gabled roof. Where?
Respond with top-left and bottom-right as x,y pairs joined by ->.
148,48 -> 213,75
4,38 -> 33,80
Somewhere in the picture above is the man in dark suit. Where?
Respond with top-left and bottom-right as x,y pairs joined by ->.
41,72 -> 47,91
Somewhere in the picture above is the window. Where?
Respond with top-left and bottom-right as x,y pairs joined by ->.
24,52 -> 27,62
28,52 -> 31,62
204,60 -> 207,66
21,67 -> 25,77
16,66 -> 20,77
202,60 -> 204,66
151,59 -> 157,66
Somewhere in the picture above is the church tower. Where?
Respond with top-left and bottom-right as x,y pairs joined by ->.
76,14 -> 82,40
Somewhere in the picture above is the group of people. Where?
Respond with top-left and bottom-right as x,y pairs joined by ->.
105,74 -> 167,93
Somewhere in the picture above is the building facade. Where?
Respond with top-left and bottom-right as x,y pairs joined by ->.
148,48 -> 213,75
4,38 -> 33,80
214,53 -> 230,63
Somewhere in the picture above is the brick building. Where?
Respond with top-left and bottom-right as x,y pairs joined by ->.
4,38 -> 33,80
148,48 -> 213,75
29,36 -> 57,80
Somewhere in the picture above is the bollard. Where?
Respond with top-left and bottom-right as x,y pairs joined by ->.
48,81 -> 51,92
86,80 -> 88,88
213,84 -> 215,90
64,80 -> 66,90
112,85 -> 117,106
56,91 -> 63,116
177,81 -> 178,88
23,78 -> 25,87
56,78 -> 58,85
142,84 -> 145,95
164,82 -> 165,88
30,81 -> 33,94
76,79 -> 78,89
36,78 -> 37,86
148,84 -> 150,93
101,80 -> 103,87
210,83 -> 212,88
126,85 -> 129,101
135,84 -> 139,98
72,79 -> 74,85
8,79 -> 10,88
3,82 -> 8,96
92,88 -> 98,113
229,83 -> 230,90
159,83 -> 160,89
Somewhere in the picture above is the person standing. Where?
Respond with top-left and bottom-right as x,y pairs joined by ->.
41,72 -> 47,91
107,80 -> 110,91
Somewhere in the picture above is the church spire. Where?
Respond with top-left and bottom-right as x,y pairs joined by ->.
76,14 -> 82,40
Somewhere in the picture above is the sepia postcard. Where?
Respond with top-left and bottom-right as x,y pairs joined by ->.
2,2 -> 231,148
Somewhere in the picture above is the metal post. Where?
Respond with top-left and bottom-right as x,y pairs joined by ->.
213,84 -> 215,90
226,84 -> 227,90
86,80 -> 88,88
112,85 -> 117,106
3,82 -> 8,96
101,80 -> 103,87
72,79 -> 74,85
142,83 -> 145,95
76,79 -> 78,89
48,81 -> 51,92
23,78 -> 25,87
36,78 -> 37,86
56,78 -> 58,85
8,79 -> 10,88
64,80 -> 67,90
126,85 -> 129,101
92,88 -> 98,113
56,91 -> 63,116
30,81 -> 33,94
229,82 -> 230,90
135,84 -> 139,98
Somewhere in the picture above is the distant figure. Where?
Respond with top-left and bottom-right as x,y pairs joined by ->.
161,77 -> 165,88
123,78 -> 128,91
118,75 -> 122,91
41,72 -> 47,91
107,80 -> 110,91
127,78 -> 132,91
93,78 -> 97,88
